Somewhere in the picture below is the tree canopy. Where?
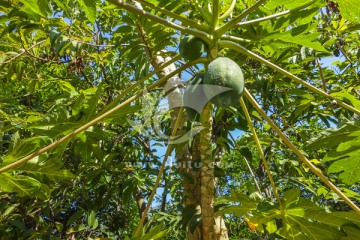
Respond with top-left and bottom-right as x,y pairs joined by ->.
0,0 -> 360,239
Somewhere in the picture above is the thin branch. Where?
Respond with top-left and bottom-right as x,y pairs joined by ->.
0,58 -> 206,174
236,0 -> 316,28
220,34 -> 252,43
107,0 -> 211,43
79,68 -> 94,87
135,22 -> 154,60
0,40 -> 46,64
134,107 -> 185,237
218,40 -> 360,115
215,0 -> 268,36
67,38 -> 115,48
239,98 -> 284,215
133,186 -> 147,220
244,88 -> 360,214
316,58 -> 327,93
228,132 -> 262,195
18,35 -> 61,64
135,0 -> 209,31
335,41 -> 353,64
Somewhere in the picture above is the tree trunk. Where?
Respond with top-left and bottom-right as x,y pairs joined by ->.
199,102 -> 215,239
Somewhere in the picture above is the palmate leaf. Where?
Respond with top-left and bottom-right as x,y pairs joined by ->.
264,25 -> 328,52
306,121 -> 360,184
278,216 -> 344,240
19,0 -> 49,17
306,121 -> 360,149
28,106 -> 79,138
335,0 -> 360,23
0,173 -> 51,199
2,136 -> 52,164
18,156 -> 75,182
325,142 -> 360,185
217,189 -> 358,239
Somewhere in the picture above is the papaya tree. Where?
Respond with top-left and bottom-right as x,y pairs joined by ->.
0,0 -> 360,239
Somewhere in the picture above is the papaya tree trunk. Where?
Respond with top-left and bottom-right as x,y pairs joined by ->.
199,102 -> 215,239
199,104 -> 229,240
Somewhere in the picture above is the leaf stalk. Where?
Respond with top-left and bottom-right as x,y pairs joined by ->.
219,40 -> 360,115
240,98 -> 285,215
107,0 -> 211,43
244,88 -> 360,214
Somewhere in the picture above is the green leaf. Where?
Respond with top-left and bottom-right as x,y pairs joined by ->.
306,211 -> 360,227
141,224 -> 169,240
331,90 -> 360,110
78,0 -> 97,23
306,121 -> 360,184
19,0 -> 48,17
9,220 -> 26,230
325,148 -> 360,185
342,226 -> 360,240
265,31 -> 327,52
53,0 -> 67,11
306,121 -> 360,149
3,136 -> 52,163
182,204 -> 198,228
291,216 -> 343,240
282,188 -> 300,206
83,86 -> 102,122
87,210 -> 98,229
248,191 -> 348,239
102,105 -> 141,125
67,224 -> 87,234
266,0 -> 314,9
0,173 -> 51,199
335,0 -> 360,23
18,158 -> 75,181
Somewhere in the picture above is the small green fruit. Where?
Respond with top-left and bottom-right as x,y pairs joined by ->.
204,57 -> 244,107
179,36 -> 207,61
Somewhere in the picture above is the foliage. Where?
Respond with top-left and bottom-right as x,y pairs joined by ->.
0,0 -> 360,239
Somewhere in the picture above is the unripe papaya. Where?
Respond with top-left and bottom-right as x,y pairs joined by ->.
179,35 -> 207,61
203,57 -> 244,107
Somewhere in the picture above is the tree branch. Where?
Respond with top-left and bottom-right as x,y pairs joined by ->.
316,58 -> 327,93
236,1 -> 316,28
135,0 -> 209,31
240,98 -> 284,215
0,40 -> 46,64
244,88 -> 360,214
107,0 -> 211,43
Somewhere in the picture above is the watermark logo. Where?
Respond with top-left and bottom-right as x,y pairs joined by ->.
127,80 -> 232,143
